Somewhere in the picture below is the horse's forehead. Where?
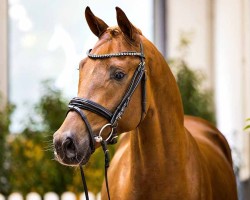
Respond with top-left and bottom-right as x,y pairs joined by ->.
92,29 -> 126,52
96,31 -> 137,51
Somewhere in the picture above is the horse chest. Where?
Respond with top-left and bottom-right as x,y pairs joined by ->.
103,142 -> 201,200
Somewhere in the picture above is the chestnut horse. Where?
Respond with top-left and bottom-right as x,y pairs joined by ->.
53,7 -> 238,200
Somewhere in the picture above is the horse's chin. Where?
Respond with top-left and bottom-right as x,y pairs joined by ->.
54,147 -> 92,167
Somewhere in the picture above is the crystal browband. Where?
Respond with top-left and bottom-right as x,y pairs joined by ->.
87,49 -> 144,59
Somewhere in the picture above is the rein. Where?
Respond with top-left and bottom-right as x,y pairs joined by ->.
67,43 -> 146,200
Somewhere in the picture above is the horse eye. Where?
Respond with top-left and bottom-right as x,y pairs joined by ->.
114,71 -> 126,81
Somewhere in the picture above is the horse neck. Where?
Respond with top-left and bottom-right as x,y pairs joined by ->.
129,41 -> 187,178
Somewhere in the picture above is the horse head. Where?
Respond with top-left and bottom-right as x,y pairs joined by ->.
53,7 -> 148,166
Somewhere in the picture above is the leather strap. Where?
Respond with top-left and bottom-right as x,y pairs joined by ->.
68,105 -> 96,153
69,97 -> 112,120
79,165 -> 90,200
110,61 -> 145,125
101,140 -> 111,200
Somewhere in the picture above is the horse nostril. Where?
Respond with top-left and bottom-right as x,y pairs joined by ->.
63,137 -> 77,159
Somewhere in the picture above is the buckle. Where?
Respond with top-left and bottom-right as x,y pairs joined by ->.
94,123 -> 114,143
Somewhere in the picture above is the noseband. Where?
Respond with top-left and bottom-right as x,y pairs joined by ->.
67,43 -> 146,200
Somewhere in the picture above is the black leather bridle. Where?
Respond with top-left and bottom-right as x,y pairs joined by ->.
67,43 -> 146,200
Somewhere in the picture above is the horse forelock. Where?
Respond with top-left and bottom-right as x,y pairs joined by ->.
107,26 -> 142,35
92,26 -> 143,52
107,26 -> 120,36
104,26 -> 142,41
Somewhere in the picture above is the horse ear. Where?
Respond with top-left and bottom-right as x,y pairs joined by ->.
85,6 -> 109,38
116,7 -> 139,42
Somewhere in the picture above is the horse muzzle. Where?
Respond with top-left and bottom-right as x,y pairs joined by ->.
53,131 -> 92,166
